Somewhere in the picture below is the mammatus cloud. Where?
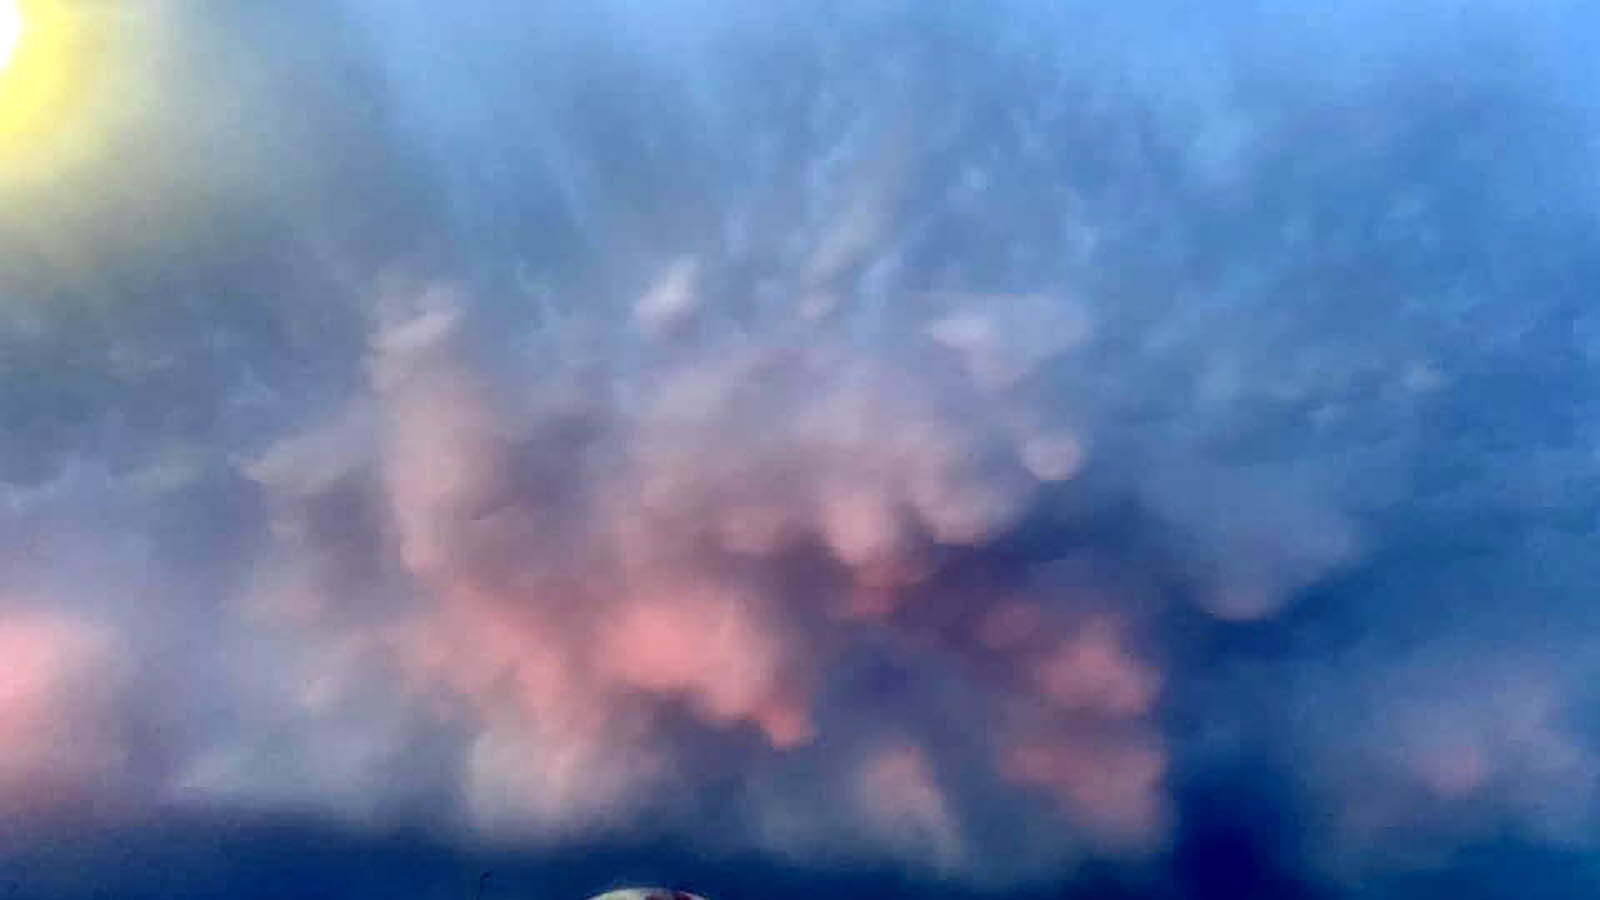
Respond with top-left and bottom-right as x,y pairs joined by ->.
246,271 -> 1172,872
2,0 -> 1600,895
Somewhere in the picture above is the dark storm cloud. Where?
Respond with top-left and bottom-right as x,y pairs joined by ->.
2,0 -> 1600,897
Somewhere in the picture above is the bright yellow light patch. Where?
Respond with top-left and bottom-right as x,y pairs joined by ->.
0,1 -> 21,74
0,0 -> 126,182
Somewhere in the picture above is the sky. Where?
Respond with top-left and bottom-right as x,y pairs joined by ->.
2,1 -> 1600,898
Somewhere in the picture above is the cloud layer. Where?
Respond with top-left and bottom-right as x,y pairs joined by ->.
3,0 -> 1600,895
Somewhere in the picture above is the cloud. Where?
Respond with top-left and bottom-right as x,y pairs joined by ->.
2,0 -> 1600,896
324,280 -> 1167,865
0,608 -> 125,812
856,743 -> 967,870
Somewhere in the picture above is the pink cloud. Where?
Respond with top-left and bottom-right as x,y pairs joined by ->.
1029,617 -> 1162,718
598,583 -> 813,747
240,287 -> 1178,868
1001,731 -> 1169,850
0,610 -> 125,810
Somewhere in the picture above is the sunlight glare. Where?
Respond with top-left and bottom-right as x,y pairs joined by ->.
0,0 -> 21,75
